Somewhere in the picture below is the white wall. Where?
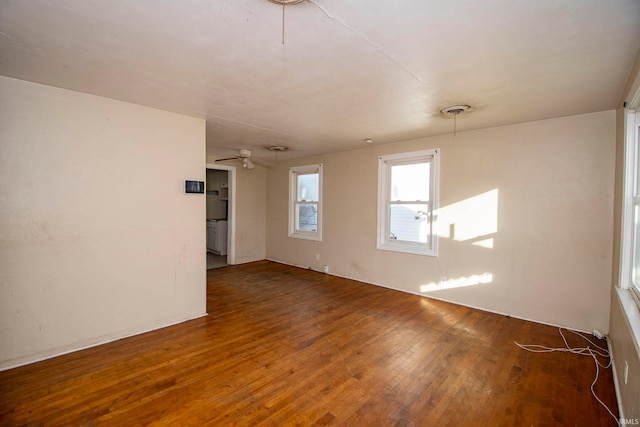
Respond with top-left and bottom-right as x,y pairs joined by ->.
234,165 -> 267,263
0,77 -> 207,369
267,111 -> 616,332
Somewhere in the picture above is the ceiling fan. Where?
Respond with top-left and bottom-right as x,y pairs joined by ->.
215,149 -> 257,169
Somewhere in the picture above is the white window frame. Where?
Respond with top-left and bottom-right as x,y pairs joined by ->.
289,164 -> 323,241
377,149 -> 439,256
620,108 -> 640,303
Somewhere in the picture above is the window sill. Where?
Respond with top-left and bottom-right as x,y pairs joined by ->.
616,286 -> 640,353
376,242 -> 437,257
288,232 -> 322,242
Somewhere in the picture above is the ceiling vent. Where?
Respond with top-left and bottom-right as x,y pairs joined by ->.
440,105 -> 471,115
440,105 -> 471,135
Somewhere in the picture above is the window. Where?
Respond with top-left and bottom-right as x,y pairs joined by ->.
289,164 -> 322,241
621,109 -> 640,301
377,149 -> 439,256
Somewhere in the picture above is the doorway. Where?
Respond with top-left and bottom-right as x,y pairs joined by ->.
205,164 -> 236,268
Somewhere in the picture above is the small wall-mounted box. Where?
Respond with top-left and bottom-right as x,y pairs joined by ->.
185,180 -> 205,194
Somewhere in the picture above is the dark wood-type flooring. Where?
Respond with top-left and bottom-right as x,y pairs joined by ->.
0,261 -> 619,426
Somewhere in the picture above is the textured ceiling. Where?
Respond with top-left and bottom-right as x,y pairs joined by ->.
1,0 -> 639,163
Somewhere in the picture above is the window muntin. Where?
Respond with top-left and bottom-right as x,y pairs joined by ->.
378,149 -> 439,256
289,164 -> 322,241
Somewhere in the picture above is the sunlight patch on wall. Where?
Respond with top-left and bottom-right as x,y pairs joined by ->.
420,273 -> 493,292
437,189 -> 498,247
473,238 -> 494,249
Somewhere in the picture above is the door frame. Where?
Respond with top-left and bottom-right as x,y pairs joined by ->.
206,163 -> 236,265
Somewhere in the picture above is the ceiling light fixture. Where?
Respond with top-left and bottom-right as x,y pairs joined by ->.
365,138 -> 373,144
440,104 -> 471,136
242,158 -> 255,169
268,145 -> 288,162
267,0 -> 305,45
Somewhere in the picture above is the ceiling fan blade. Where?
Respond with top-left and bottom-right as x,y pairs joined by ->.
251,159 -> 273,169
215,152 -> 272,169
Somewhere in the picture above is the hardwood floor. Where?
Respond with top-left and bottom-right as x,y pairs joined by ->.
0,261 -> 619,426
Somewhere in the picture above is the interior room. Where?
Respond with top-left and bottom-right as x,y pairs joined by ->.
1,0 -> 639,425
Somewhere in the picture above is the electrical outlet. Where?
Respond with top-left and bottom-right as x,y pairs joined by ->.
322,265 -> 329,274
624,361 -> 629,385
316,254 -> 320,261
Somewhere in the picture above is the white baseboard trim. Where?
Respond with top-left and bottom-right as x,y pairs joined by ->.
1,312 -> 208,372
265,258 -> 592,334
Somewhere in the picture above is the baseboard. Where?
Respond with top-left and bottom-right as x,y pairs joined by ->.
265,258 -> 593,334
1,312 -> 208,372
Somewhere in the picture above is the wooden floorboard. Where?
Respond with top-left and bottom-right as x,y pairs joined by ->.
0,260 -> 619,426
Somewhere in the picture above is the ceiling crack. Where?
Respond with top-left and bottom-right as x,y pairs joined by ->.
307,0 -> 426,87
207,112 -> 305,138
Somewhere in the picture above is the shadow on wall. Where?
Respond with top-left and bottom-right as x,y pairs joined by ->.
420,188 -> 499,292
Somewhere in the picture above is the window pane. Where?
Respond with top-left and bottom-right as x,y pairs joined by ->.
389,203 -> 430,243
635,125 -> 640,290
296,203 -> 318,232
637,126 -> 640,193
297,173 -> 319,202
390,162 -> 430,201
633,203 -> 640,288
